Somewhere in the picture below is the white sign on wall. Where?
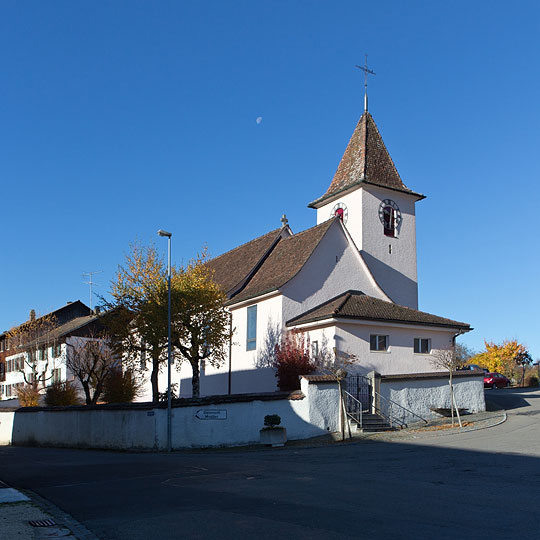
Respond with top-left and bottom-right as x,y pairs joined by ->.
195,409 -> 227,420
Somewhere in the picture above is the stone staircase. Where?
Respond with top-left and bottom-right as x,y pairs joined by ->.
349,412 -> 397,433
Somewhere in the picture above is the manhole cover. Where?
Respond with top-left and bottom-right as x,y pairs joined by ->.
29,519 -> 57,527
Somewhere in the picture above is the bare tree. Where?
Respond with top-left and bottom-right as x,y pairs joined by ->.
66,335 -> 119,405
430,348 -> 462,427
6,310 -> 58,391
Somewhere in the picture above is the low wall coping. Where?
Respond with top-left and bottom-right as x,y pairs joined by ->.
381,370 -> 484,382
301,374 -> 338,383
10,390 -> 305,413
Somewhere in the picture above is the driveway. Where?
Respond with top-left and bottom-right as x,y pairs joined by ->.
0,388 -> 539,540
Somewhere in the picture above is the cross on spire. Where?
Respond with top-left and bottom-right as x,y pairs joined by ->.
355,54 -> 376,112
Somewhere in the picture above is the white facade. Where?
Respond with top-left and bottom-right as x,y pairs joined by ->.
316,184 -> 419,309
281,219 -> 390,322
0,343 -> 67,400
294,321 -> 456,376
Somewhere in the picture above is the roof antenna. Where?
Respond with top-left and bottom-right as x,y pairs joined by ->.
280,214 -> 288,228
82,270 -> 102,311
355,54 -> 376,113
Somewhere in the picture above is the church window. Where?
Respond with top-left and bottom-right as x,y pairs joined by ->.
370,335 -> 388,352
414,338 -> 431,354
246,306 -> 257,351
311,341 -> 319,359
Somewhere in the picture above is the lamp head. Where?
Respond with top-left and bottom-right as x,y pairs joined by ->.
157,229 -> 172,238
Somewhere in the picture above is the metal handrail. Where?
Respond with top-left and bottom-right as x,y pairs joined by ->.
343,390 -> 363,427
374,391 -> 428,425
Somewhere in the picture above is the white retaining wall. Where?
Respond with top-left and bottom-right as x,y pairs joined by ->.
379,374 -> 485,425
0,378 -> 340,450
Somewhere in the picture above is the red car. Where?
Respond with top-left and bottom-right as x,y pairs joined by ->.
484,373 -> 510,389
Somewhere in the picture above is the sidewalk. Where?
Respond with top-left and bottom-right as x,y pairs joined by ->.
0,482 -> 98,540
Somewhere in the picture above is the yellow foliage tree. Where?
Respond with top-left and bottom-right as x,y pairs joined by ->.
105,243 -> 169,403
170,251 -> 230,398
470,340 -> 532,382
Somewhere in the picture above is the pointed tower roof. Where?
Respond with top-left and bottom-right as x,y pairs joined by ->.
309,112 -> 424,208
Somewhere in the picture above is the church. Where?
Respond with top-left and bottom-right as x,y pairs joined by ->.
158,96 -> 472,399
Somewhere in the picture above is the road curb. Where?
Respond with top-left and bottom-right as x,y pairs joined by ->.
20,489 -> 100,540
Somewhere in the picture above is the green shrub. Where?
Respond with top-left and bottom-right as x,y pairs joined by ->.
102,370 -> 143,404
525,374 -> 539,387
264,414 -> 281,428
45,381 -> 80,406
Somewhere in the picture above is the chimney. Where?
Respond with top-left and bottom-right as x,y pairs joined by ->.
29,309 -> 36,322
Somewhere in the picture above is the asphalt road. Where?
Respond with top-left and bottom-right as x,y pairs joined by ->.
1,388 -> 539,540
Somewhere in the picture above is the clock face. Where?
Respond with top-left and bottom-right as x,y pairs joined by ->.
378,199 -> 402,229
330,202 -> 348,224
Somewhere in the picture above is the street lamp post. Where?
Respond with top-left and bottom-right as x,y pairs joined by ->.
158,229 -> 172,452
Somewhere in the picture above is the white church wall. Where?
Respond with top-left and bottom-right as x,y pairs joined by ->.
361,186 -> 418,309
141,293 -> 283,400
2,379 -> 340,449
379,374 -> 486,424
316,189 -> 363,248
281,220 -> 389,324
335,321 -> 453,375
294,320 -> 455,377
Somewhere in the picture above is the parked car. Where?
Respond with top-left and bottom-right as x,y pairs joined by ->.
459,364 -> 488,373
484,373 -> 510,389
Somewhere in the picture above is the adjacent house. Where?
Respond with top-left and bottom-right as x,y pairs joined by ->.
0,301 -> 101,401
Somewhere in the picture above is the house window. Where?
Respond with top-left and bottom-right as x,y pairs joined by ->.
53,343 -> 62,358
0,341 -> 4,352
370,335 -> 388,352
414,338 -> 431,354
53,368 -> 62,384
28,372 -> 35,384
311,341 -> 319,359
246,305 -> 257,351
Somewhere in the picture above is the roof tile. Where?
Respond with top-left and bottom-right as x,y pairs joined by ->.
287,290 -> 470,329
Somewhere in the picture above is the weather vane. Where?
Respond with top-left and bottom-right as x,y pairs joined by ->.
355,54 -> 376,112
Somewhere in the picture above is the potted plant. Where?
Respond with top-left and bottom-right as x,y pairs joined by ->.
259,414 -> 287,447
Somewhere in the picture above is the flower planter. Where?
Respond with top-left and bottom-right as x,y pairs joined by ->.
259,426 -> 287,447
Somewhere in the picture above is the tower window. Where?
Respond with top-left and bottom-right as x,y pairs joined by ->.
383,206 -> 396,237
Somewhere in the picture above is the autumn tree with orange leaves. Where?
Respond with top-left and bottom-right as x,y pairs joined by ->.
471,340 -> 532,384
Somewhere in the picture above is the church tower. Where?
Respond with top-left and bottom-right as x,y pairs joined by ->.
308,111 -> 425,309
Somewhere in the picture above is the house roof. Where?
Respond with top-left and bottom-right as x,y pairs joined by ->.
206,228 -> 285,295
226,219 -> 337,305
287,290 -> 470,330
1,301 -> 91,339
309,112 -> 424,208
13,314 -> 103,350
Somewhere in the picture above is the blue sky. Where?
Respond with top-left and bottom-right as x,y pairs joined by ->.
1,1 -> 539,359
